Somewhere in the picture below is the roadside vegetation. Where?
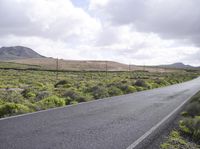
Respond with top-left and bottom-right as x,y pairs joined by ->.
161,91 -> 200,149
0,69 -> 198,118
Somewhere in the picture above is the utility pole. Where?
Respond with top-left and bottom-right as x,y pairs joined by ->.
105,60 -> 108,84
129,63 -> 131,79
56,58 -> 59,80
105,60 -> 108,77
143,64 -> 146,71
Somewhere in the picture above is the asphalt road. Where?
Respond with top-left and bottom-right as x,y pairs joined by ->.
1,77 -> 200,149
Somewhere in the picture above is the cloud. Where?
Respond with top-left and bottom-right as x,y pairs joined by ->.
92,0 -> 200,46
0,0 -> 101,45
0,0 -> 199,66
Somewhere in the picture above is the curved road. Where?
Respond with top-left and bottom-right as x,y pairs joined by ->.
1,77 -> 200,149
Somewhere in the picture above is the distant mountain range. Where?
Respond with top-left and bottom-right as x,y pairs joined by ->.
159,62 -> 199,69
0,46 -> 199,71
0,46 -> 44,60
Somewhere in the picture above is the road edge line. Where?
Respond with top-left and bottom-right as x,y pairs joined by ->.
126,91 -> 199,149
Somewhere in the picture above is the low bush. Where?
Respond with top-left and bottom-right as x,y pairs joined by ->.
160,130 -> 196,149
62,89 -> 80,100
88,86 -> 109,99
54,80 -> 70,88
190,93 -> 200,103
135,79 -> 147,87
179,116 -> 200,143
76,94 -> 93,103
21,88 -> 36,99
135,86 -> 145,91
154,79 -> 169,86
61,89 -> 89,103
0,99 -> 4,105
0,90 -> 25,104
108,86 -> 123,96
150,82 -> 160,88
126,86 -> 137,93
36,95 -> 65,110
185,101 -> 200,117
0,103 -> 31,118
70,100 -> 78,105
35,91 -> 51,102
0,69 -> 198,118
34,82 -> 45,89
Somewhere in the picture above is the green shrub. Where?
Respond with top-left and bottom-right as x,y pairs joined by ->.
135,80 -> 147,87
0,100 -> 4,105
54,80 -> 70,88
185,101 -> 200,117
150,83 -> 160,88
27,92 -> 36,98
35,91 -> 50,101
0,68 -> 197,118
21,88 -> 36,98
121,80 -> 128,84
36,96 -> 65,110
23,102 -> 37,111
190,92 -> 200,103
146,82 -> 153,89
179,116 -> 200,142
0,103 -> 31,118
160,130 -> 193,149
154,79 -> 169,86
181,111 -> 189,117
126,86 -> 137,93
70,100 -> 78,105
88,86 -> 109,99
61,89 -> 91,103
118,84 -> 128,91
35,82 -> 45,89
76,93 -> 93,103
62,89 -> 80,100
136,86 -> 145,91
108,86 -> 123,96
0,90 -> 25,103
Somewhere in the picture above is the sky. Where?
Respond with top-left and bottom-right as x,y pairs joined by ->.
0,0 -> 200,66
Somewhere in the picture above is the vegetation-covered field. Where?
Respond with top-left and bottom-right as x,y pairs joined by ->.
0,69 -> 198,118
161,91 -> 200,149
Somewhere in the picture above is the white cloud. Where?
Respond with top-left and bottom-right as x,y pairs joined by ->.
0,0 -> 101,44
0,0 -> 199,66
89,0 -> 109,9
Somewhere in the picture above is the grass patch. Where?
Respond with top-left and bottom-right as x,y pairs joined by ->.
161,130 -> 199,149
0,69 -> 199,118
161,91 -> 200,148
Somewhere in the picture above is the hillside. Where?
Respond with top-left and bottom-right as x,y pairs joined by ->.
9,58 -> 129,71
0,46 -> 44,60
8,58 -> 175,72
0,46 -> 179,72
159,62 -> 199,69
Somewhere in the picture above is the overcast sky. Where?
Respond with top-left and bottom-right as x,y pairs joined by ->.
0,0 -> 200,66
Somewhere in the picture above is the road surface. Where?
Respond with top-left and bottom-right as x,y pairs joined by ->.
1,77 -> 200,149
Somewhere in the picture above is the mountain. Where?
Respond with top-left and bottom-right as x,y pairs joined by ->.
0,46 -> 45,60
1,46 -> 194,72
159,62 -> 198,69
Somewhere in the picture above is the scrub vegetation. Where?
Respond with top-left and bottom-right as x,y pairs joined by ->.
161,91 -> 200,149
0,69 -> 198,118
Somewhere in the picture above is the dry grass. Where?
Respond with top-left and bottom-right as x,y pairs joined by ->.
9,58 -> 177,72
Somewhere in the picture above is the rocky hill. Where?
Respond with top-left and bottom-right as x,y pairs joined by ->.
0,46 -> 45,60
